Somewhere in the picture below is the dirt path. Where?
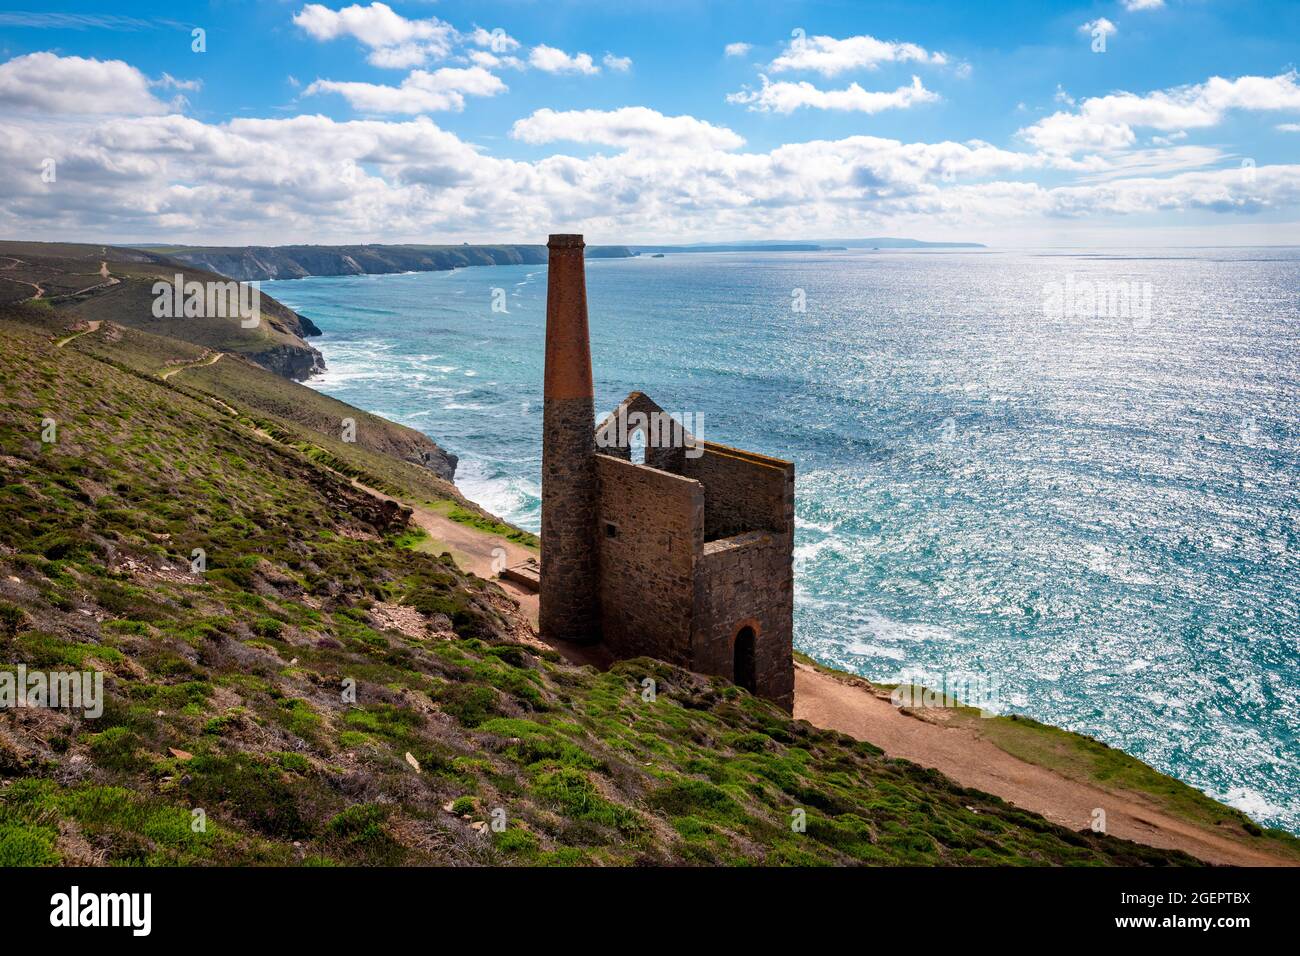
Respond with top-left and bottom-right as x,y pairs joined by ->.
351,479 -> 541,622
65,261 -> 120,298
55,320 -> 101,348
1,256 -> 44,300
793,662 -> 1292,866
161,351 -> 224,380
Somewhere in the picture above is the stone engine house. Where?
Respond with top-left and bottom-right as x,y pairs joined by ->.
540,234 -> 795,711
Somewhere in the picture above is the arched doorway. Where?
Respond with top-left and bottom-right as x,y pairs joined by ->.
733,626 -> 757,693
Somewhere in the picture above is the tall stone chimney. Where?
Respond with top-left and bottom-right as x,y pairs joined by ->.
540,234 -> 600,643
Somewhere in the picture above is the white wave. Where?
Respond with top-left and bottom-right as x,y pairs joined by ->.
843,642 -> 906,660
1218,786 -> 1287,822
455,459 -> 541,529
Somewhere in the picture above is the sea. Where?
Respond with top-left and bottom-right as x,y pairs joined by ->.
264,247 -> 1300,833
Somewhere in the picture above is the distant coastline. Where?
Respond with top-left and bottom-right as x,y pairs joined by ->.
141,243 -> 634,283
143,237 -> 986,283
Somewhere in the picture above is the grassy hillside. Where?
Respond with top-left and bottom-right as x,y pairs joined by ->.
44,314 -> 459,484
1,241 -> 460,482
0,241 -> 323,380
0,303 -> 1195,866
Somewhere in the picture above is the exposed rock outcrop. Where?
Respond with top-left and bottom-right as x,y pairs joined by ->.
247,342 -> 327,382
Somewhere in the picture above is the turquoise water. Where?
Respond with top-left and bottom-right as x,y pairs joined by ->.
265,248 -> 1300,832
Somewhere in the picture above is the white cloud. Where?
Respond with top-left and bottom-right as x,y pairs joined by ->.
304,67 -> 506,114
8,106 -> 1298,244
727,75 -> 938,114
603,53 -> 632,72
511,107 -> 744,151
154,73 -> 201,93
725,42 -> 751,57
5,54 -> 1298,245
0,52 -> 174,115
293,2 -> 456,67
1278,123 -> 1300,132
467,49 -> 523,70
1122,0 -> 1165,11
1022,72 -> 1300,153
1079,18 -> 1118,40
529,44 -> 599,75
768,33 -> 948,77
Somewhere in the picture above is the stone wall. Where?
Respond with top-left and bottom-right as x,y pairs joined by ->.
595,391 -> 689,473
694,531 -> 795,712
681,443 -> 790,540
594,454 -> 703,663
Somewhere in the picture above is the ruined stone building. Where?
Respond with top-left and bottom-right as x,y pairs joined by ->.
539,234 -> 795,711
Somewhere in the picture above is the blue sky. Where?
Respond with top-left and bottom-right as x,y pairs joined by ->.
1,0 -> 1298,245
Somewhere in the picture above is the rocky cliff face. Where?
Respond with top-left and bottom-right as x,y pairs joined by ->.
247,341 -> 327,382
403,443 -> 458,483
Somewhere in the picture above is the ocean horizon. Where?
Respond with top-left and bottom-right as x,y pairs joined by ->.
265,246 -> 1300,834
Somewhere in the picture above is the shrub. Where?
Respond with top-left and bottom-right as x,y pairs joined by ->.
0,601 -> 29,638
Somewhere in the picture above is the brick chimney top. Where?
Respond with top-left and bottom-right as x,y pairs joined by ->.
543,233 -> 592,401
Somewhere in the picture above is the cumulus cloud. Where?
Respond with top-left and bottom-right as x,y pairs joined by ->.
728,75 -> 938,114
304,67 -> 506,114
511,107 -> 744,151
5,53 -> 1298,245
154,73 -> 202,93
293,2 -> 456,67
769,33 -> 948,77
467,49 -> 523,70
0,52 -> 174,115
1022,72 -> 1300,153
8,104 -> 1297,244
529,44 -> 599,74
725,42 -> 751,57
293,6 -> 625,84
